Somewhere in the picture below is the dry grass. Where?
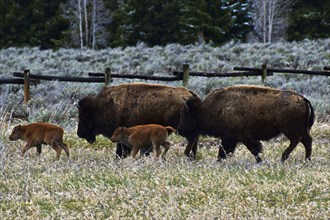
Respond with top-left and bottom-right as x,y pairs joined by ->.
0,121 -> 329,219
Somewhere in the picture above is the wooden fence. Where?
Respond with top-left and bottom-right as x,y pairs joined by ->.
1,64 -> 329,104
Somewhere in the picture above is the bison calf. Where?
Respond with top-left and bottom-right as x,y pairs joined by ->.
9,122 -> 70,159
110,124 -> 176,159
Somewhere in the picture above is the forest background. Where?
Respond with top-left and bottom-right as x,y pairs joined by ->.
0,0 -> 329,50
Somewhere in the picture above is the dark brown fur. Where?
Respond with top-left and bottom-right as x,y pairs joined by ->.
178,85 -> 315,163
77,82 -> 199,158
9,123 -> 70,159
110,124 -> 176,159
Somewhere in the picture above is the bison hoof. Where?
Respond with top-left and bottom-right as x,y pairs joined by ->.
281,155 -> 288,163
187,152 -> 196,160
255,156 -> 262,163
217,158 -> 226,163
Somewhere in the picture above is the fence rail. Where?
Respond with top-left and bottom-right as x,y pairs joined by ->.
13,72 -> 106,83
0,78 -> 24,84
1,64 -> 329,104
234,67 -> 330,76
0,77 -> 40,85
88,72 -> 181,81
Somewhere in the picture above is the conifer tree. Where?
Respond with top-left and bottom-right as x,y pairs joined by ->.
0,0 -> 69,49
287,0 -> 330,40
122,0 -> 182,46
226,0 -> 253,42
179,0 -> 252,45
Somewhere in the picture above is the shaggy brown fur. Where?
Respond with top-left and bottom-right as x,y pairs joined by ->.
77,82 -> 199,158
9,123 -> 70,159
110,124 -> 176,159
178,85 -> 315,163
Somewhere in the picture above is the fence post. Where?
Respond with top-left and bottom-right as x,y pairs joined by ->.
105,67 -> 111,86
182,64 -> 189,87
23,70 -> 30,104
261,64 -> 267,83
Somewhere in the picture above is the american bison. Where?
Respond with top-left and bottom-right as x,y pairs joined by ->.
77,82 -> 199,158
110,124 -> 176,159
9,122 -> 70,159
177,85 -> 315,163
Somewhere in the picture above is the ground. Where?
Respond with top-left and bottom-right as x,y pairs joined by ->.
0,122 -> 329,219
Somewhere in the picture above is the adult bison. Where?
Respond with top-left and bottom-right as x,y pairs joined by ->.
77,82 -> 199,158
177,85 -> 315,163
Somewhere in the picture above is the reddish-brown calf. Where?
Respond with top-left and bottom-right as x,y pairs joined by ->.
110,124 -> 175,159
9,122 -> 70,159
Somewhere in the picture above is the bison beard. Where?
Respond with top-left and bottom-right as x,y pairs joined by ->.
178,85 -> 315,163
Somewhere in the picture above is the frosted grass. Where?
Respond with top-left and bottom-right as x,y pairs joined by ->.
1,39 -> 329,76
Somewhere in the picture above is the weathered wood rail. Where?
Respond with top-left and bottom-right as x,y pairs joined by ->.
1,64 -> 329,104
234,67 -> 330,76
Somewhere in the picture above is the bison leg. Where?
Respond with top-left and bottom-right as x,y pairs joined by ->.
184,136 -> 199,159
51,143 -> 62,160
21,143 -> 33,157
281,128 -> 305,162
140,144 -> 153,157
36,144 -> 42,156
60,143 -> 70,158
281,139 -> 299,162
239,135 -> 263,163
281,130 -> 300,162
300,130 -> 312,161
115,143 -> 132,158
152,139 -> 164,158
131,146 -> 140,159
153,143 -> 162,158
161,141 -> 171,160
218,138 -> 238,161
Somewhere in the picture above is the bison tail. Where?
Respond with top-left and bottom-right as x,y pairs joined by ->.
166,126 -> 176,135
303,97 -> 315,129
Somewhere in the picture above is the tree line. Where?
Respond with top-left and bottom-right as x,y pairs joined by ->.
0,0 -> 329,50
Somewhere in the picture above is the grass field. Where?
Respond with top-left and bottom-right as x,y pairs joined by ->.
0,120 -> 329,219
0,40 -> 329,219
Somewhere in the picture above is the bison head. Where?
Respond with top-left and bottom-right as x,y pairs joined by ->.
77,96 -> 116,143
110,127 -> 125,143
9,125 -> 22,141
77,97 -> 98,143
177,96 -> 202,140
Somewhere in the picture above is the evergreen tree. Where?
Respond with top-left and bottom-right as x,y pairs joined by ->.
179,0 -> 253,45
288,0 -> 330,40
0,0 -> 31,47
0,0 -> 69,49
180,0 -> 232,45
107,0 -> 253,47
226,0 -> 253,42
122,0 -> 182,46
104,0 -> 128,47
